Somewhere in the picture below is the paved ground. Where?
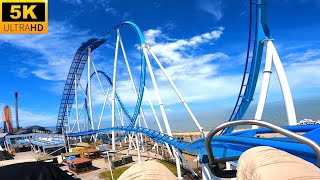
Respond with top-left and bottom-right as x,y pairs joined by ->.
70,149 -> 163,180
1,149 -> 171,179
0,151 -> 36,166
1,139 -> 203,180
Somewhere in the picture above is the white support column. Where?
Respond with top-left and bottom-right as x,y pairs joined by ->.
138,117 -> 146,152
226,162 -> 237,180
84,110 -> 87,131
74,75 -> 82,142
67,104 -> 71,133
142,45 -> 183,179
202,164 -> 219,180
87,47 -> 94,130
91,59 -> 106,95
91,57 -> 113,131
43,146 -> 46,155
269,41 -> 297,125
128,120 -> 140,155
119,33 -> 149,129
119,32 -> 150,153
115,99 -> 124,126
253,39 -> 273,129
127,132 -> 137,153
98,88 -> 110,130
61,124 -> 68,153
66,104 -> 71,151
127,121 -> 141,162
115,100 -> 124,148
144,87 -> 173,157
84,109 -> 87,131
111,29 -> 120,151
135,133 -> 142,162
147,46 -> 204,136
176,150 -> 197,177
70,113 -> 78,133
253,40 -> 296,128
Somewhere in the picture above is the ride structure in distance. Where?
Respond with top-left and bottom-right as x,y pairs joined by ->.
2,106 -> 13,133
57,0 -> 320,179
56,21 -> 205,178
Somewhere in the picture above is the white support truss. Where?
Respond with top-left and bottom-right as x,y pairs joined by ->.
253,39 -> 297,129
142,44 -> 183,179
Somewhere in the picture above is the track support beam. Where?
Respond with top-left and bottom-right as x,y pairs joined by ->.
253,40 -> 296,128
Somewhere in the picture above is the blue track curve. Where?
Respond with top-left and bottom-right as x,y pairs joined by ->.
58,0 -> 319,168
224,0 -> 271,134
56,38 -> 106,133
84,70 -> 138,143
85,71 -> 134,124
56,21 -> 147,134
67,125 -> 320,165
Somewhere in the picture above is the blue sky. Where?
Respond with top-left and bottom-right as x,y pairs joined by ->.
0,0 -> 319,130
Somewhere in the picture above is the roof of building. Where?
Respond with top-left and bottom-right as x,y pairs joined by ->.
15,129 -> 28,134
23,125 -> 47,131
67,158 -> 92,165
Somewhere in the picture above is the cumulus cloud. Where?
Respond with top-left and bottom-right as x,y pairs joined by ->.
196,0 -> 223,20
67,27 -> 238,126
60,0 -> 127,17
136,27 -> 242,105
284,48 -> 320,62
0,103 -> 56,127
252,47 -> 320,104
0,21 -> 91,81
144,27 -> 225,64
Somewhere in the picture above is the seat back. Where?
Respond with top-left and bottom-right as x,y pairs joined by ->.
237,146 -> 320,180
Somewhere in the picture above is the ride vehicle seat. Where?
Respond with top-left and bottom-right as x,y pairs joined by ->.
237,146 -> 320,180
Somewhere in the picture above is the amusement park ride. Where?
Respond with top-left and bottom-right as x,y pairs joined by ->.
2,106 -> 13,134
55,0 -> 320,179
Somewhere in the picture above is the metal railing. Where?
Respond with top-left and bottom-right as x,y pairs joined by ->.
205,120 -> 320,177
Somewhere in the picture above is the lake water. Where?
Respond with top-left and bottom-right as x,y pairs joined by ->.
46,99 -> 320,133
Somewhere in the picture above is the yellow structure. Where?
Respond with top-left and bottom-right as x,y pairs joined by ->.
70,147 -> 84,157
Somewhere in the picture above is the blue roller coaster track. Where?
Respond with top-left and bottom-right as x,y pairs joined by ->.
67,124 -> 320,165
56,22 -> 146,134
85,71 -> 134,124
56,0 -> 271,135
56,38 -> 106,134
57,0 -> 320,168
223,0 -> 271,134
84,70 -> 138,143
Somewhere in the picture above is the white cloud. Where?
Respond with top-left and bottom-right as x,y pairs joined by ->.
61,0 -> 108,7
144,29 -> 162,45
67,27 -> 239,122
105,7 -> 117,16
138,27 -> 240,105
155,53 -> 228,81
144,27 -> 225,64
60,0 -> 122,17
153,1 -> 161,8
285,58 -> 320,88
196,0 -> 223,20
0,21 -> 91,81
253,48 -> 320,103
0,103 -> 56,127
18,109 -> 56,127
163,22 -> 176,30
63,0 -> 82,4
12,68 -> 29,79
284,49 -> 320,62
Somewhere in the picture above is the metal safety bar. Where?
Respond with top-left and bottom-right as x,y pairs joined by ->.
205,120 -> 320,177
